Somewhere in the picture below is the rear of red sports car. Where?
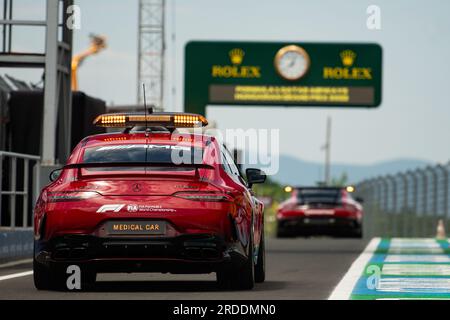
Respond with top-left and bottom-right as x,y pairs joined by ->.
276,187 -> 363,238
33,131 -> 265,290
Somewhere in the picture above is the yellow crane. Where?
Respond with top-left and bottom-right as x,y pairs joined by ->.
71,34 -> 107,91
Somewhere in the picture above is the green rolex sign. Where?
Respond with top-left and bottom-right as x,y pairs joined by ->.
184,41 -> 382,115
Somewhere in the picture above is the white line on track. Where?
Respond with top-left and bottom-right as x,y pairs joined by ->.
0,271 -> 33,282
328,237 -> 381,300
385,255 -> 450,263
382,264 -> 450,276
0,259 -> 32,269
377,278 -> 450,293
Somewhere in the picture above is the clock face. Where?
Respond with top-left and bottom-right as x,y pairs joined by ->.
274,45 -> 310,81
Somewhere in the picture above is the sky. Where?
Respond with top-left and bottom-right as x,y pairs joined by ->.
4,0 -> 450,166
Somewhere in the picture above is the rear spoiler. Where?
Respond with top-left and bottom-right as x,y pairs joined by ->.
64,162 -> 214,170
64,162 -> 215,179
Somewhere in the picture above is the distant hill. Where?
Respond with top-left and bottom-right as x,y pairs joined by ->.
268,155 -> 431,186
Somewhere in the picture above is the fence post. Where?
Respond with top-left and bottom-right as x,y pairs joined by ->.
380,178 -> 386,237
418,169 -> 427,237
23,159 -> 29,227
405,171 -> 414,237
375,177 -> 384,237
9,157 -> 17,228
34,161 -> 41,209
392,175 -> 398,236
444,163 -> 450,223
400,173 -> 408,237
364,179 -> 374,239
0,151 -> 41,229
0,153 -> 2,225
430,166 -> 438,235
384,175 -> 395,237
413,171 -> 419,237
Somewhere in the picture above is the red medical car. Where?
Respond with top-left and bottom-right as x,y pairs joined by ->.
33,112 -> 266,290
276,187 -> 363,238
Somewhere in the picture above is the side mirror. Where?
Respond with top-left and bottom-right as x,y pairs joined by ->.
355,196 -> 364,204
49,168 -> 63,182
246,168 -> 266,187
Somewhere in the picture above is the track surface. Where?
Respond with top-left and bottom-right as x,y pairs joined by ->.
0,238 -> 367,300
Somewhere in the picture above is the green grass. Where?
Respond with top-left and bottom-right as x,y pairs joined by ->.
264,201 -> 278,237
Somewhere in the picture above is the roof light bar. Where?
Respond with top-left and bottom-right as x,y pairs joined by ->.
93,112 -> 208,128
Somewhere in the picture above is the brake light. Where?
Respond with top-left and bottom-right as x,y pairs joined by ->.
47,191 -> 100,203
174,192 -> 231,202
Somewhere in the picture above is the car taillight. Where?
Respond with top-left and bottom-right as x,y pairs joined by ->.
47,191 -> 100,203
174,192 -> 231,202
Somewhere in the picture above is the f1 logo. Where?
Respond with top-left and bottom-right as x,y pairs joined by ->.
96,204 -> 125,213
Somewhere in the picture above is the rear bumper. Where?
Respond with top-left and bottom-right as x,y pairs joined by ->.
34,233 -> 247,274
277,216 -> 361,236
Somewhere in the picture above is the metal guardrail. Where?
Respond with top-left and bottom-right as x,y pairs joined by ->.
356,161 -> 450,238
0,151 -> 41,229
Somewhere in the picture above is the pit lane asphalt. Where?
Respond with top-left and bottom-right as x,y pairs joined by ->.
0,238 -> 368,300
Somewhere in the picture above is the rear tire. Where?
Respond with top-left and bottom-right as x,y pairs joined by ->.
33,258 -> 54,290
81,266 -> 97,290
34,259 -> 96,291
352,228 -> 363,239
217,235 -> 255,290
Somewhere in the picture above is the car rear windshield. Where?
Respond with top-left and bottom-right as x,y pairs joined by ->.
82,144 -> 204,171
296,188 -> 340,204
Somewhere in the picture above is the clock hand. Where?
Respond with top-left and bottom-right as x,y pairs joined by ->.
288,57 -> 296,67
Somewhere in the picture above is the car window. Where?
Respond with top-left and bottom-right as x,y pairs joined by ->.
82,144 -> 204,171
220,150 -> 233,175
84,144 -> 203,162
222,146 -> 247,185
224,150 -> 239,176
296,188 -> 340,204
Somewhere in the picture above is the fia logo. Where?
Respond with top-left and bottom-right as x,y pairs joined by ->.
127,204 -> 139,213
